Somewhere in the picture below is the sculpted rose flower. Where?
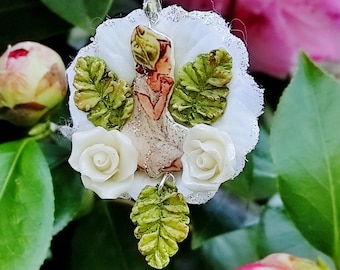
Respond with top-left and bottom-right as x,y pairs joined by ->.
181,124 -> 236,192
0,41 -> 67,126
68,126 -> 138,199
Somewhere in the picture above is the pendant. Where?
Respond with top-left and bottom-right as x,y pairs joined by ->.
65,0 -> 263,268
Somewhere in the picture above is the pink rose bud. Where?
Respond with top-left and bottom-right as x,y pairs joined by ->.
236,253 -> 330,270
0,41 -> 67,126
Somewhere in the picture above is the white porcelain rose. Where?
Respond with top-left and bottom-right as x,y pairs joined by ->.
181,124 -> 236,192
68,126 -> 138,199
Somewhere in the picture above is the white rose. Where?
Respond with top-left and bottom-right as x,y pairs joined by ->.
181,124 -> 236,192
68,126 -> 138,199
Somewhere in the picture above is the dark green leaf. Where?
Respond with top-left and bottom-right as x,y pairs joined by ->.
39,141 -> 92,235
71,200 -> 150,270
200,227 -> 259,270
270,53 -> 340,265
190,190 -> 260,249
108,0 -> 141,16
223,126 -> 277,201
258,205 -> 333,267
0,139 -> 54,269
41,0 -> 113,34
0,0 -> 71,52
52,161 -> 92,235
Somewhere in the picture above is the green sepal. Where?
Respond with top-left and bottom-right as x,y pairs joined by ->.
73,56 -> 134,130
130,181 -> 190,269
169,48 -> 232,127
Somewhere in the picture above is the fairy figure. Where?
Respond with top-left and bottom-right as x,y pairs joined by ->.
122,25 -> 185,178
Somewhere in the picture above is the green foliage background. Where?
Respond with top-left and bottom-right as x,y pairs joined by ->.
0,1 -> 339,269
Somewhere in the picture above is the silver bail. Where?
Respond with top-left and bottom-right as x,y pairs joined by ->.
143,0 -> 162,26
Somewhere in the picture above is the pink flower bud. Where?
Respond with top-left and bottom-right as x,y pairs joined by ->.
236,253 -> 329,270
0,41 -> 67,126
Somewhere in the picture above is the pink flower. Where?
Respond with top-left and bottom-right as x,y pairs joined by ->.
236,253 -> 329,270
231,0 -> 340,78
0,41 -> 67,126
164,0 -> 340,78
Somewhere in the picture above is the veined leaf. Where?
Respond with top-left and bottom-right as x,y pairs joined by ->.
270,53 -> 340,266
130,181 -> 190,269
0,139 -> 54,269
73,56 -> 134,130
169,48 -> 232,127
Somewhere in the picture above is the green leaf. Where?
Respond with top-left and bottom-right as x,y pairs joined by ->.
258,205 -> 333,267
73,56 -> 134,130
0,0 -> 71,52
108,0 -> 141,16
0,139 -> 54,269
169,48 -> 232,127
200,227 -> 259,270
41,0 -> 113,34
259,204 -> 335,269
223,126 -> 277,201
130,181 -> 190,269
190,190 -> 260,249
270,53 -> 340,266
39,141 -> 92,235
71,200 -> 149,270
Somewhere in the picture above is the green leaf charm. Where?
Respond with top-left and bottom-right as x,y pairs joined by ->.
130,179 -> 190,269
169,48 -> 232,127
73,56 -> 134,130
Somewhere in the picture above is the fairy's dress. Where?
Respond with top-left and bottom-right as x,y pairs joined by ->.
122,25 -> 186,178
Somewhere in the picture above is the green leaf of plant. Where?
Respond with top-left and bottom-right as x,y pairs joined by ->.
258,204 -> 333,267
0,0 -> 71,52
41,0 -> 113,34
71,200 -> 149,270
200,227 -> 259,270
130,181 -> 190,269
169,48 -> 232,127
73,56 -> 134,130
39,142 -> 92,235
223,126 -> 277,201
0,139 -> 54,270
190,190 -> 260,249
270,53 -> 340,266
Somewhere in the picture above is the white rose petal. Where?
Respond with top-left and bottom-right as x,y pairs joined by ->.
78,144 -> 119,182
68,126 -> 138,199
181,124 -> 236,192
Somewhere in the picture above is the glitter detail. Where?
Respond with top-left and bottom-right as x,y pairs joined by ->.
186,191 -> 215,204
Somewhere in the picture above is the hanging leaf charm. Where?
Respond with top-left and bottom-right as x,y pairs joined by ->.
130,175 -> 190,269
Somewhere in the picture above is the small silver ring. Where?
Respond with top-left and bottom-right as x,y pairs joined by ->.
158,173 -> 175,192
